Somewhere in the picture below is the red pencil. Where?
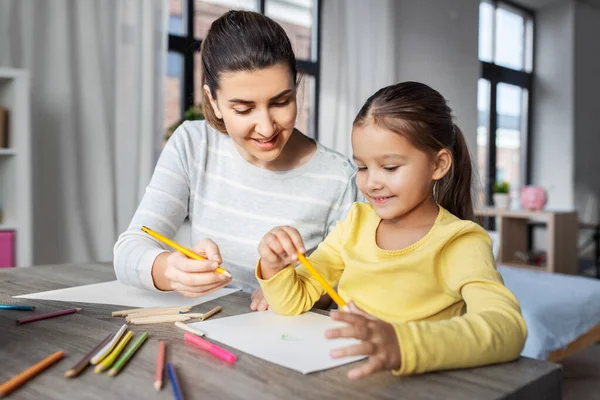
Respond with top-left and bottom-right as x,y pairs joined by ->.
154,341 -> 166,391
16,308 -> 82,325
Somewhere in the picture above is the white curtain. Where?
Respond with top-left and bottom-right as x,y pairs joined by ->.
0,0 -> 167,264
318,0 -> 397,157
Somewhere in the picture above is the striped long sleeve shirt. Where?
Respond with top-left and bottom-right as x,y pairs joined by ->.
113,120 -> 360,292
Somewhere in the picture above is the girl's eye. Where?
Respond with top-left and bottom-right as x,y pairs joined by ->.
384,166 -> 399,172
233,108 -> 252,115
357,166 -> 367,171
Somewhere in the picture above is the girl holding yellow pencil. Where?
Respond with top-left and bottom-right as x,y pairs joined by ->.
256,82 -> 527,380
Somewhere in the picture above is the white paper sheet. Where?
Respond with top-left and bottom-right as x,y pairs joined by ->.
188,311 -> 366,374
14,280 -> 239,308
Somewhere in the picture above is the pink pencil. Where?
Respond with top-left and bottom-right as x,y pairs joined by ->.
16,308 -> 82,325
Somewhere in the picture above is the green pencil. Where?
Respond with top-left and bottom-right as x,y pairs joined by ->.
108,332 -> 149,376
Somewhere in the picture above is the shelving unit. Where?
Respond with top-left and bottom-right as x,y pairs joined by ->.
0,68 -> 32,266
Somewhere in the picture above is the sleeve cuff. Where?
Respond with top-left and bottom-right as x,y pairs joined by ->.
138,248 -> 170,292
392,323 -> 417,376
255,258 -> 295,284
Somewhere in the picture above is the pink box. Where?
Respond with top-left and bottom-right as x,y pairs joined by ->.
0,231 -> 15,267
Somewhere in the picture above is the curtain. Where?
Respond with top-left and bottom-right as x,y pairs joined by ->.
0,0 -> 167,264
318,0 -> 397,158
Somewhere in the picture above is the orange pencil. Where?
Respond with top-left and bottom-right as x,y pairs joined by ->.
297,253 -> 348,311
154,341 -> 166,391
0,351 -> 64,398
141,226 -> 231,277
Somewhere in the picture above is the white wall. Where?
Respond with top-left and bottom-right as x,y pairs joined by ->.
531,1 -> 575,210
394,0 -> 480,156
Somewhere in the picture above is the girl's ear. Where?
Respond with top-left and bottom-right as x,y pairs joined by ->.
432,148 -> 453,180
204,84 -> 223,119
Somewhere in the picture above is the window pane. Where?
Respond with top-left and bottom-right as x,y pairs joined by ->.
477,78 -> 490,206
194,0 -> 258,39
494,7 -> 524,70
165,52 -> 184,141
496,83 -> 523,199
266,0 -> 315,61
479,1 -> 493,62
296,74 -> 316,138
169,0 -> 186,36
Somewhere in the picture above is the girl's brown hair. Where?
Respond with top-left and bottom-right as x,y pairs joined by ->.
353,82 -> 474,221
200,10 -> 298,133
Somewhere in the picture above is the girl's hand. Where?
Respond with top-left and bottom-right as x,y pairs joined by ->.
326,309 -> 402,380
250,287 -> 270,311
258,226 -> 306,278
164,238 -> 231,298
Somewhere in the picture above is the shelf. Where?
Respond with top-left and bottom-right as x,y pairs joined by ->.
0,149 -> 16,156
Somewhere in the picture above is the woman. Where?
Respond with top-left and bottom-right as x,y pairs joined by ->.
113,10 -> 359,307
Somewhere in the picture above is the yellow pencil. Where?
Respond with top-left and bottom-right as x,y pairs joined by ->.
141,226 -> 231,278
297,253 -> 348,311
94,331 -> 134,373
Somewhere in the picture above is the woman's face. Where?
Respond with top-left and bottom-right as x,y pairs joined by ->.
206,64 -> 297,168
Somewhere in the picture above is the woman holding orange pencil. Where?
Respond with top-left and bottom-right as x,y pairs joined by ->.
113,11 -> 360,303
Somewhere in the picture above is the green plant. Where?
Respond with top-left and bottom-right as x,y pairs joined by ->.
165,105 -> 205,141
494,181 -> 510,194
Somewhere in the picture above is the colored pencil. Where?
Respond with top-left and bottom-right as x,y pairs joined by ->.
64,333 -> 113,378
0,351 -> 64,398
16,308 -> 82,325
0,304 -> 35,311
167,363 -> 184,400
200,306 -> 222,321
112,306 -> 191,318
108,332 -> 149,376
154,341 -> 166,391
91,324 -> 128,365
94,330 -> 134,373
126,308 -> 187,322
184,332 -> 236,364
128,315 -> 191,325
297,253 -> 348,310
174,321 -> 205,337
141,226 -> 231,277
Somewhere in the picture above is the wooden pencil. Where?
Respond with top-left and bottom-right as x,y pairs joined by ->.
167,363 -> 184,400
94,331 -> 134,373
108,332 -> 149,376
0,351 -> 64,398
64,333 -> 113,378
112,306 -> 191,318
0,304 -> 35,311
174,321 -> 206,337
154,341 -> 166,391
200,306 -> 222,321
91,324 -> 128,365
297,253 -> 348,310
16,308 -> 82,325
125,308 -> 187,322
128,315 -> 191,325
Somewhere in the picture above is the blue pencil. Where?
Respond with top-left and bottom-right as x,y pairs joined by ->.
167,363 -> 184,400
0,305 -> 35,311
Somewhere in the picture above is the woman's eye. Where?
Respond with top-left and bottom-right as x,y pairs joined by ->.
233,108 -> 252,115
272,100 -> 290,107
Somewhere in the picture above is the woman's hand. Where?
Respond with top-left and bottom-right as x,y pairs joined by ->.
250,287 -> 270,311
258,226 -> 306,279
155,238 -> 231,297
326,306 -> 401,380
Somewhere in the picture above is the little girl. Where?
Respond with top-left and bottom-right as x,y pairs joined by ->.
256,82 -> 527,379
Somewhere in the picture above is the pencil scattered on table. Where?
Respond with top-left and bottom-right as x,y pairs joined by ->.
0,351 -> 64,398
297,253 -> 348,311
154,341 -> 166,392
16,307 -> 82,325
174,321 -> 205,337
184,332 -> 236,364
128,315 -> 192,325
141,225 -> 232,278
200,305 -> 222,321
95,331 -> 133,373
126,308 -> 191,322
0,304 -> 35,311
167,363 -> 184,400
65,333 -> 113,378
91,324 -> 128,365
108,332 -> 149,376
112,306 -> 191,318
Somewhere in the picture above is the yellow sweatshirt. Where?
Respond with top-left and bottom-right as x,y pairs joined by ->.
257,202 -> 527,375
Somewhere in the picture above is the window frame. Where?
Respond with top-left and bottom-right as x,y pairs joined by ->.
480,0 -> 535,205
167,0 -> 322,140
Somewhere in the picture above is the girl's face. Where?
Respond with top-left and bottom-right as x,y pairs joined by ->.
206,64 -> 297,168
352,122 -> 450,222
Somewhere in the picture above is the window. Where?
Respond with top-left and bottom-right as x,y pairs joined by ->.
478,1 -> 534,206
165,0 -> 322,140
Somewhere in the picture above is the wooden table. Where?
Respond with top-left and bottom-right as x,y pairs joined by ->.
0,263 -> 562,400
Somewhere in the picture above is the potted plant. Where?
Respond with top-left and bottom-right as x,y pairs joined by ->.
493,181 -> 510,209
164,105 -> 205,143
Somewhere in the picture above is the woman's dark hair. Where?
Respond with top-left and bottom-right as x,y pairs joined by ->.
353,82 -> 474,221
200,10 -> 298,133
